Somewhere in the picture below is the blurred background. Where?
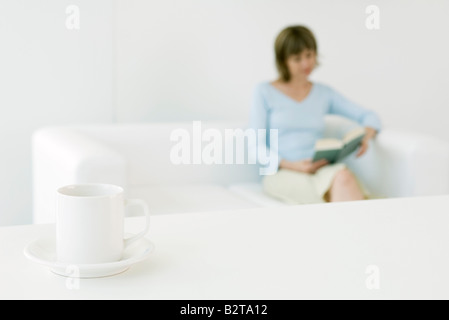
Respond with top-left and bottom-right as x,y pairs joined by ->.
1,0 -> 448,225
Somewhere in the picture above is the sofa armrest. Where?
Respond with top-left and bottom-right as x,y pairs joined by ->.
345,129 -> 449,198
32,127 -> 127,224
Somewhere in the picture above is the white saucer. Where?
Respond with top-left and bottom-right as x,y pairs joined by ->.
23,235 -> 155,278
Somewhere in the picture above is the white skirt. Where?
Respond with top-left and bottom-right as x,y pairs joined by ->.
262,163 -> 369,204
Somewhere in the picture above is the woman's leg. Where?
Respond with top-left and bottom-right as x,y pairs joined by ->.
327,168 -> 365,202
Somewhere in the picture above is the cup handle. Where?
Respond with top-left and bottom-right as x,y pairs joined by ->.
124,198 -> 151,248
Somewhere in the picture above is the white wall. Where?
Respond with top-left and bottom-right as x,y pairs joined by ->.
2,0 -> 449,225
0,0 -> 115,225
116,0 -> 449,140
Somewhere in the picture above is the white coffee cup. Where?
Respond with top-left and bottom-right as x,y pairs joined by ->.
56,183 -> 151,264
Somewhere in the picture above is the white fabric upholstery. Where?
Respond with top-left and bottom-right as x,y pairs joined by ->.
228,183 -> 289,207
126,184 -> 259,216
32,117 -> 449,224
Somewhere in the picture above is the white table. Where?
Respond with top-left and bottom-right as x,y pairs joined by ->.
2,195 -> 449,300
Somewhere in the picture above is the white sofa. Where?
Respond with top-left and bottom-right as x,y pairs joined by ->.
32,116 -> 449,224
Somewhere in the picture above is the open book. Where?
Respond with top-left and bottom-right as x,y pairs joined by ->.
312,127 -> 366,164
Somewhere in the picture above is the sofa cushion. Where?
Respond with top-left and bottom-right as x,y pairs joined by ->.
228,183 -> 288,208
126,184 -> 260,216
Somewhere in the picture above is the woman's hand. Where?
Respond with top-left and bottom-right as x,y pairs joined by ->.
279,158 -> 329,174
356,127 -> 378,157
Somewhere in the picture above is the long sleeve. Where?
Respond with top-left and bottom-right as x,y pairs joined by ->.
248,85 -> 280,175
328,87 -> 382,132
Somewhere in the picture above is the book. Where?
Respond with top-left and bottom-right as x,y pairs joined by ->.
312,127 -> 366,163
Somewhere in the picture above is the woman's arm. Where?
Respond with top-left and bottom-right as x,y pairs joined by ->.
279,158 -> 329,174
356,126 -> 378,157
328,86 -> 381,157
328,86 -> 382,133
248,84 -> 281,174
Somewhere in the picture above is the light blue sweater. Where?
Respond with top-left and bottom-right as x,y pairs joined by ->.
248,81 -> 382,173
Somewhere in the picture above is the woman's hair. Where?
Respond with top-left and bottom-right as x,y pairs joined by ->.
274,25 -> 319,82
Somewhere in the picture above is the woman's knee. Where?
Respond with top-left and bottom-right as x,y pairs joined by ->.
332,168 -> 357,188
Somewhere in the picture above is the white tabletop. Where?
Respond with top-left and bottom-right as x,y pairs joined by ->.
2,195 -> 449,300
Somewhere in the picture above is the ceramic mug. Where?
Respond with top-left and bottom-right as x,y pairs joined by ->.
56,183 -> 150,264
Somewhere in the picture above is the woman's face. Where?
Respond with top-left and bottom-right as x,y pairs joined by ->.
286,49 -> 316,80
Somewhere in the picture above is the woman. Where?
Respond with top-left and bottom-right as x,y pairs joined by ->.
249,25 -> 381,204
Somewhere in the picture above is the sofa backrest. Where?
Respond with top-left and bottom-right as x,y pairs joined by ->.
76,121 -> 262,186
73,116 -> 359,187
